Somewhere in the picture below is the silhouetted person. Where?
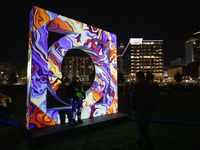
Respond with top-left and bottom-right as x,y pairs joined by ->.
131,71 -> 156,150
150,80 -> 160,105
56,78 -> 72,124
123,82 -> 131,106
69,75 -> 85,124
130,82 -> 135,92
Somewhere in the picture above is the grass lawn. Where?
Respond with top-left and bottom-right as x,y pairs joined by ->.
0,85 -> 200,150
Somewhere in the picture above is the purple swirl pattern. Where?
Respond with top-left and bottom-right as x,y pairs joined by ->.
26,6 -> 117,129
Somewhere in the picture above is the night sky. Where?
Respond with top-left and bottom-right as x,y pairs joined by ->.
0,0 -> 200,70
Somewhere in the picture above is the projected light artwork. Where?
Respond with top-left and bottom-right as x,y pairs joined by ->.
26,6 -> 118,130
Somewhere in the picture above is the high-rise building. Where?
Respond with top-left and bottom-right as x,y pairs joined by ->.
122,38 -> 164,81
118,41 -> 125,56
185,31 -> 200,65
117,41 -> 125,72
62,56 -> 95,81
194,31 -> 200,61
185,37 -> 195,65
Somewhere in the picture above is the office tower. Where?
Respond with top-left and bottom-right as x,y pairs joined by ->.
122,38 -> 164,81
194,31 -> 200,61
117,41 -> 125,72
185,37 -> 195,65
62,56 -> 95,82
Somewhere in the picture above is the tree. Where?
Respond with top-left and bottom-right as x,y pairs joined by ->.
118,72 -> 125,84
8,73 -> 18,85
174,71 -> 182,84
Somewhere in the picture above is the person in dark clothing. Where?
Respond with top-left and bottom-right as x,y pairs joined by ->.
69,75 -> 85,124
150,80 -> 160,105
123,82 -> 131,106
56,78 -> 73,124
131,71 -> 156,150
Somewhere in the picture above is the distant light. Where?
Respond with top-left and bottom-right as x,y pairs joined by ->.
130,38 -> 143,43
1,72 -> 3,74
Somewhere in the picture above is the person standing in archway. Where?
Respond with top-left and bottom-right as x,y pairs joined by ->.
69,75 -> 85,124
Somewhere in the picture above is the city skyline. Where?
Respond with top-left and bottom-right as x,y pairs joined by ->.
0,0 -> 200,70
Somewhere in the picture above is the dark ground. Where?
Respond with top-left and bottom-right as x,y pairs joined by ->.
0,85 -> 200,149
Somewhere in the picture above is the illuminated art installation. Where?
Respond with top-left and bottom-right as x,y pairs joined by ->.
26,6 -> 117,130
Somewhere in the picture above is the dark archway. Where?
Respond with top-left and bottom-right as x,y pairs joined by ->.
62,49 -> 95,91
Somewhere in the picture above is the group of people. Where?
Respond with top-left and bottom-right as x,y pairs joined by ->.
1,71 -> 157,149
124,71 -> 159,150
64,72 -> 157,149
0,75 -> 85,125
57,75 -> 85,125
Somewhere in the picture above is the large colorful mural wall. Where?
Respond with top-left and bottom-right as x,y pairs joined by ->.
26,6 -> 118,130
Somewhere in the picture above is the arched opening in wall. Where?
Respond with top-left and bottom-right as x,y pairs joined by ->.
47,48 -> 95,109
61,49 -> 95,91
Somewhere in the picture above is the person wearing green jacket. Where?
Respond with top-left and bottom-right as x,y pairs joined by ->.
69,75 -> 85,124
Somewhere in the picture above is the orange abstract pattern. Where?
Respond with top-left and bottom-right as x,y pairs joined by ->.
26,6 -> 117,130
